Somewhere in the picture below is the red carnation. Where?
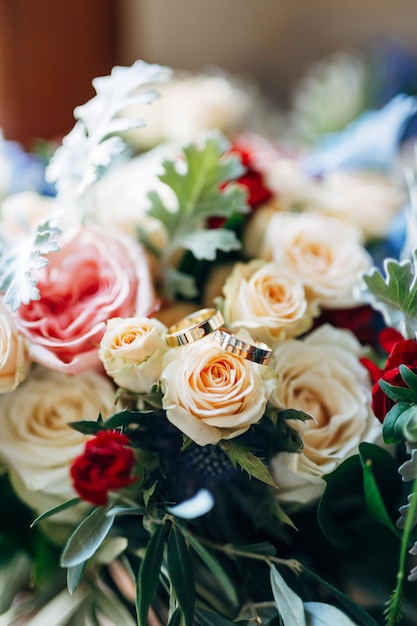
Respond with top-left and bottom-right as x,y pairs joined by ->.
71,431 -> 137,506
361,328 -> 417,422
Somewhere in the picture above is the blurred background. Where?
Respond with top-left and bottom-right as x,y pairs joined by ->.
1,0 -> 417,145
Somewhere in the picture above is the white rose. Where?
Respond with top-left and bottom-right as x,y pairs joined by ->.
262,159 -> 404,240
0,366 -> 117,521
99,316 -> 168,393
308,170 -> 405,240
160,334 -> 277,446
257,212 -> 372,308
269,324 -> 382,506
220,259 -> 319,345
0,300 -> 30,393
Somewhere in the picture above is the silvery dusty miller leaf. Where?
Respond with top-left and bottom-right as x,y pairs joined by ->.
358,249 -> 417,338
46,60 -> 172,200
0,220 -> 61,312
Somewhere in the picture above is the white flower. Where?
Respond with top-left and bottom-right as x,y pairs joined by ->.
0,299 -> 30,393
124,73 -> 252,150
0,191 -> 57,240
99,316 -> 168,393
255,212 -> 372,308
262,159 -> 404,240
160,333 -> 277,446
0,366 -> 117,521
220,259 -> 319,345
269,324 -> 382,506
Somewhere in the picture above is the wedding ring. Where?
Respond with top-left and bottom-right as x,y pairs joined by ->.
211,329 -> 272,365
166,308 -> 224,347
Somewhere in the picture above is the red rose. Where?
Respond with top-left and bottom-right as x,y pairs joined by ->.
361,328 -> 417,422
70,431 -> 137,505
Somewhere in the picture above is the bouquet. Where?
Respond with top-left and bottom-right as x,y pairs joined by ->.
1,50 -> 417,626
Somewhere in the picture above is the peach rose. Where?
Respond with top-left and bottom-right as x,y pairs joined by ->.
0,365 -> 117,520
13,225 -> 156,374
255,212 -> 372,308
0,299 -> 30,393
269,324 -> 382,506
99,316 -> 168,393
219,259 -> 319,345
160,333 -> 277,446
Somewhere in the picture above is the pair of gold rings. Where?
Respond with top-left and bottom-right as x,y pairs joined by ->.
166,308 -> 271,365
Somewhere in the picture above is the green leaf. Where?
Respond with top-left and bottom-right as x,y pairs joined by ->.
378,379 -> 417,403
358,442 -> 402,537
167,525 -> 195,626
382,402 -> 417,444
269,564 -> 306,625
69,420 -> 104,435
278,408 -> 313,422
104,409 -> 152,429
318,455 -> 369,548
301,566 -> 379,626
194,608 -> 237,626
144,129 -> 249,299
167,607 -> 182,626
0,220 -> 61,311
400,364 -> 417,395
143,482 -> 158,508
106,505 -> 146,517
235,541 -> 277,556
60,506 -> 116,567
30,497 -> 82,527
93,588 -> 137,626
359,252 -> 417,338
220,441 -> 278,489
177,525 -> 239,607
67,562 -> 86,594
136,523 -> 166,626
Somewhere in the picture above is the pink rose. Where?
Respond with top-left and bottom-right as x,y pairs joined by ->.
14,225 -> 156,374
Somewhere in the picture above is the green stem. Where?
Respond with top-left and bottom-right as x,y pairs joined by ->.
386,473 -> 417,626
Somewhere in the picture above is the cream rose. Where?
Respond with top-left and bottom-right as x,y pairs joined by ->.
219,259 -> 319,345
257,212 -> 372,308
0,366 -> 117,521
269,324 -> 382,506
99,316 -> 169,393
262,158 -> 404,240
0,299 -> 30,393
160,334 -> 277,446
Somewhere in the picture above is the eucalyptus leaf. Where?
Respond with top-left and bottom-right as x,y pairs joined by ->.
167,525 -> 195,626
269,564 -> 306,626
136,523 -> 166,626
177,525 -> 239,607
359,442 -> 402,537
378,379 -> 417,404
400,364 -> 417,396
304,601 -> 361,625
167,607 -> 182,626
382,402 -> 417,444
106,505 -> 146,517
221,441 -> 278,489
67,562 -> 87,595
60,506 -> 116,567
30,497 -> 82,527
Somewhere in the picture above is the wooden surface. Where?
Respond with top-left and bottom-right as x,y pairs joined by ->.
0,0 -> 119,145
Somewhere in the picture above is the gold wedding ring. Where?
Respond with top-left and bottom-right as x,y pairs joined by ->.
211,329 -> 272,365
166,308 -> 224,347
